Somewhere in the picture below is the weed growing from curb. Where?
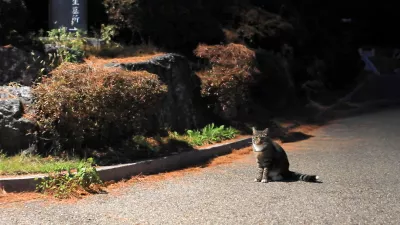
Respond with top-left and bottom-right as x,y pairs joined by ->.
35,158 -> 104,199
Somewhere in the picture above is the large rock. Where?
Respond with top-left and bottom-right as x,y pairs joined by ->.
0,45 -> 44,86
0,86 -> 36,154
105,53 -> 207,132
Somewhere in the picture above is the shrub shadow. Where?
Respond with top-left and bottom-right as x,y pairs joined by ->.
281,132 -> 314,143
92,138 -> 195,167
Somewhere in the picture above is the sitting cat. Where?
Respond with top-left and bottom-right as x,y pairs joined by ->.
252,127 -> 320,183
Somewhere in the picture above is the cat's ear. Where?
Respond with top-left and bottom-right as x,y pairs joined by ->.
263,128 -> 269,135
252,127 -> 257,134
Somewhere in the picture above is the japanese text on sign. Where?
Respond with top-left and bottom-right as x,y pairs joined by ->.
70,0 -> 80,31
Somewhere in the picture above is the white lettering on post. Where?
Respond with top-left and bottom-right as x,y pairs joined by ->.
71,15 -> 80,25
70,0 -> 80,31
72,6 -> 79,15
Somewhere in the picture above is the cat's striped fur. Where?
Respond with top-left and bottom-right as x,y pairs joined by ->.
252,127 -> 320,183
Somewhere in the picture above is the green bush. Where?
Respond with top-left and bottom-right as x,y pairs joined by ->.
38,26 -> 121,67
40,27 -> 87,64
33,63 -> 167,154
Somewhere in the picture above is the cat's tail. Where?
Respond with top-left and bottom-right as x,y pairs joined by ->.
287,171 -> 320,182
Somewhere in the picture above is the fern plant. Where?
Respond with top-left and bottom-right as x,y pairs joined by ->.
183,123 -> 239,146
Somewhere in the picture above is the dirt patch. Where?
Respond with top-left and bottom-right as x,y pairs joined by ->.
105,147 -> 253,191
0,191 -> 47,206
279,143 -> 310,151
206,147 -> 252,166
290,124 -> 321,134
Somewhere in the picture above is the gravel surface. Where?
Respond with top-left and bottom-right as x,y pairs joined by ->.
1,108 -> 400,225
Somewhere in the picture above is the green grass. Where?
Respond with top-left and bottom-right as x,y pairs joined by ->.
0,123 -> 239,175
0,154 -> 89,176
169,123 -> 240,146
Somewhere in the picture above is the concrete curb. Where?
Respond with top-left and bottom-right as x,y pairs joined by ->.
0,136 -> 251,193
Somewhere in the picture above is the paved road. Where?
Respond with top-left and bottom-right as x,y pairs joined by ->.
2,108 -> 400,225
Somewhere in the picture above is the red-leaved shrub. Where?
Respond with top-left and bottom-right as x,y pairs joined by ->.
33,63 -> 167,153
194,43 -> 257,119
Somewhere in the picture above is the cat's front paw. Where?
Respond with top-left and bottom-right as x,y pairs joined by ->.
261,179 -> 269,183
254,178 -> 261,182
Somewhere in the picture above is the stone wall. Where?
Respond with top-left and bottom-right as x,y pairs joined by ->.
0,86 -> 36,154
0,45 -> 44,86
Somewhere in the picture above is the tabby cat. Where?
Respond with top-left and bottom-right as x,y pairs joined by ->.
252,127 -> 320,183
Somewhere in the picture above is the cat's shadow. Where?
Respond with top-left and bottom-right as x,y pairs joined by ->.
268,179 -> 324,184
267,178 -> 323,184
254,175 -> 324,183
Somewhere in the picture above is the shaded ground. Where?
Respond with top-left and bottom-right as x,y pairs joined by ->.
0,124 -> 317,202
1,107 -> 400,224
